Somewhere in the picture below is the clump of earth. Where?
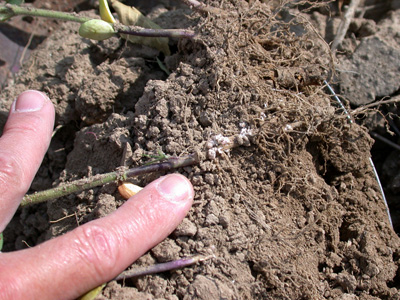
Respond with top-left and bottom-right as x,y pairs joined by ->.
0,0 -> 399,299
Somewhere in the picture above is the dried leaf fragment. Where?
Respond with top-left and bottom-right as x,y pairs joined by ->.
110,0 -> 170,55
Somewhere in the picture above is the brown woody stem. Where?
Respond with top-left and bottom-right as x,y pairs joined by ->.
114,254 -> 214,281
113,23 -> 196,39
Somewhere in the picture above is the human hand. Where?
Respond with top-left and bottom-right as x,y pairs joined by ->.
0,90 -> 194,300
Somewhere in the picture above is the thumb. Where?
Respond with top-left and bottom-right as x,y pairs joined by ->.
0,90 -> 54,231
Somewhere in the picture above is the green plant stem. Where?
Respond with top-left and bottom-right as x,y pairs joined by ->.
1,3 -> 90,23
21,154 -> 199,207
1,4 -> 196,39
21,132 -> 250,207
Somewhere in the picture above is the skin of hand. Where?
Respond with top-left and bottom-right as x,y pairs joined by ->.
0,90 -> 194,300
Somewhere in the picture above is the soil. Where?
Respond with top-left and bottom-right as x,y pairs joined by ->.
0,0 -> 91,89
1,0 -> 400,299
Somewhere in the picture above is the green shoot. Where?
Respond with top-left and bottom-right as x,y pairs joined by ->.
142,150 -> 170,165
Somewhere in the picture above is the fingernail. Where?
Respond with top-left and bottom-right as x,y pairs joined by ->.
12,90 -> 49,113
156,174 -> 192,203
